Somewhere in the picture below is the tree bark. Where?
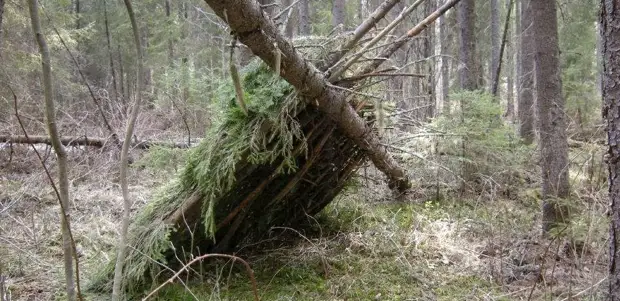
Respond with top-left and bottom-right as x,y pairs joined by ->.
489,0 -> 500,93
517,0 -> 535,144
0,0 -> 5,52
103,0 -> 120,108
112,0 -> 144,299
457,0 -> 479,90
27,0 -> 75,300
600,1 -> 620,298
531,0 -> 570,235
202,0 -> 411,191
440,2 -> 450,115
505,0 -> 514,119
332,0 -> 346,28
299,0 -> 311,35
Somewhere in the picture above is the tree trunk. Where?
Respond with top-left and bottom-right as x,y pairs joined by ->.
0,0 -> 5,52
489,0 -> 499,93
531,0 -> 570,235
600,1 -> 620,298
424,0 -> 436,120
505,0 -> 514,119
103,0 -> 120,108
27,0 -> 75,300
332,0 -> 346,28
299,0 -> 311,35
112,0 -> 144,299
457,0 -> 479,90
440,3 -> 450,115
165,0 -> 173,64
202,0 -> 411,191
517,0 -> 535,144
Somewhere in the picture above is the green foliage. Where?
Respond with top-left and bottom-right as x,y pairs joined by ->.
88,61 -> 304,296
432,91 -> 533,186
559,0 -> 599,128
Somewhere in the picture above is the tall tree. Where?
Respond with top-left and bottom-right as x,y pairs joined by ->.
601,0 -> 620,298
457,0 -> 479,90
299,0 -> 311,35
489,0 -> 500,93
0,0 -> 5,52
27,0 -> 75,300
332,0 -> 346,28
517,0 -> 535,144
505,0 -> 514,119
112,0 -> 144,299
531,0 -> 570,234
439,2 -> 450,114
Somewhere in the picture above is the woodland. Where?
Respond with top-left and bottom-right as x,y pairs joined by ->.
0,0 -> 618,300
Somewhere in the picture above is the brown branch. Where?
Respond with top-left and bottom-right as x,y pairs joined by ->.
319,0 -> 403,71
141,253 -> 259,301
0,135 -> 191,149
350,0 -> 461,81
203,0 -> 411,191
339,72 -> 426,82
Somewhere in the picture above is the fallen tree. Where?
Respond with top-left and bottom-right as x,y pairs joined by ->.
89,0 -> 460,296
0,135 -> 192,149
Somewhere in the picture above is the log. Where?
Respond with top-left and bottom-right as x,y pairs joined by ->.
203,0 -> 411,191
0,135 -> 192,149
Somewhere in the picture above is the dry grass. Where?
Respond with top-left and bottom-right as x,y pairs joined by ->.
0,127 -> 610,300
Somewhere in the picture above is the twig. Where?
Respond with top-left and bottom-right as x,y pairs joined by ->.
141,254 -> 259,301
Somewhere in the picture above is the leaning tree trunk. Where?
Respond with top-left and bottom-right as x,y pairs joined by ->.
531,0 -> 570,235
203,0 -> 411,191
601,1 -> 620,299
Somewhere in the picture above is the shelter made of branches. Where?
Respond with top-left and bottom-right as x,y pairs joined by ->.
89,0 -> 460,295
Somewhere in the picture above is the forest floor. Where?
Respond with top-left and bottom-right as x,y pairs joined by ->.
0,138 -> 610,301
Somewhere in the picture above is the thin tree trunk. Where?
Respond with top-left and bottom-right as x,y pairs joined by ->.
112,0 -> 144,299
531,0 -> 570,234
27,1 -> 75,300
0,0 -> 5,52
103,0 -> 120,107
165,0 -> 173,65
440,3 -> 450,115
517,0 -> 534,144
424,0 -> 436,120
489,0 -> 499,93
332,0 -> 346,28
203,0 -> 411,191
601,1 -> 620,298
505,0 -> 514,119
75,0 -> 80,29
491,0 -> 513,96
299,0 -> 310,35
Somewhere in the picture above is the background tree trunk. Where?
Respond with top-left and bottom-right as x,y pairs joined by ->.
439,2 -> 450,115
332,0 -> 346,28
299,0 -> 311,35
27,0 -> 75,300
600,1 -> 620,298
112,0 -> 144,299
489,0 -> 499,94
531,0 -> 570,234
457,0 -> 479,90
517,0 -> 535,144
